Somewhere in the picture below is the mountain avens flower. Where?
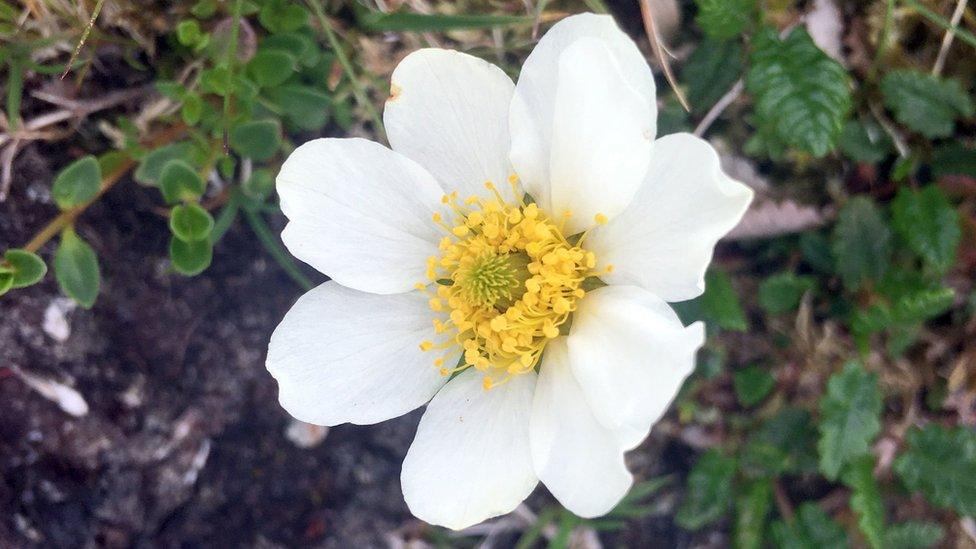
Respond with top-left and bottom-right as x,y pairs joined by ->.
268,13 -> 753,530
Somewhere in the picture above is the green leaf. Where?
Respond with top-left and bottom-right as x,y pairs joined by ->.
229,119 -> 281,161
694,0 -> 755,39
51,156 -> 101,209
817,362 -> 882,480
134,143 -> 196,186
700,268 -> 748,332
357,9 -> 532,31
734,478 -> 771,549
894,425 -> 976,515
771,503 -> 849,549
3,249 -> 47,288
683,39 -> 744,114
742,408 -> 818,476
258,0 -> 309,33
199,66 -> 233,95
261,32 -> 320,67
799,231 -> 834,273
884,522 -> 945,549
170,203 -> 215,242
158,160 -> 205,205
891,186 -> 961,272
0,273 -> 13,295
676,450 -> 736,530
247,49 -> 297,87
831,197 -> 892,291
176,20 -> 206,49
843,456 -> 885,549
170,236 -> 213,276
758,273 -> 815,315
880,70 -> 974,138
242,168 -> 274,200
265,85 -> 331,130
839,119 -> 892,164
733,365 -> 775,407
931,143 -> 976,178
893,286 -> 954,324
54,228 -> 100,308
180,93 -> 203,125
746,27 -> 851,157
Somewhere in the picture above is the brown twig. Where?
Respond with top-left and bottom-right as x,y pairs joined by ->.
694,80 -> 745,137
638,0 -> 690,111
932,0 -> 969,76
61,0 -> 105,79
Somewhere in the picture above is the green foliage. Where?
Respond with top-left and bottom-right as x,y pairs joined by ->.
683,39 -> 743,114
52,156 -> 101,209
746,27 -> 851,157
170,237 -> 213,276
894,425 -> 976,515
758,273 -> 815,315
247,49 -> 297,87
880,70 -> 974,138
54,228 -> 100,309
134,143 -> 197,186
734,478 -> 771,549
170,203 -> 215,242
832,197 -> 892,291
771,503 -> 849,548
229,119 -> 281,160
931,143 -> 976,178
843,456 -> 885,549
733,365 -> 775,407
839,119 -> 892,164
356,8 -> 532,31
159,160 -> 206,204
700,269 -> 749,332
742,408 -> 818,476
817,362 -> 882,480
1,249 -> 47,290
694,0 -> 755,39
884,522 -> 945,549
265,85 -> 331,130
258,0 -> 309,33
890,186 -> 961,273
676,450 -> 736,530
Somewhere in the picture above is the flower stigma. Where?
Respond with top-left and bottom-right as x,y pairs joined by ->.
417,177 -> 612,390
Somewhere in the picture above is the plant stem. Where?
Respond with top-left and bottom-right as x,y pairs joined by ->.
306,0 -> 386,139
243,209 -> 314,290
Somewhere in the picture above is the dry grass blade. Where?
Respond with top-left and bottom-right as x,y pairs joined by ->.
61,0 -> 105,80
638,0 -> 690,111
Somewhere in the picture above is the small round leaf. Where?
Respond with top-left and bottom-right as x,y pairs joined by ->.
159,160 -> 206,204
247,49 -> 297,87
170,236 -> 213,276
54,228 -> 100,308
170,203 -> 215,242
229,120 -> 281,161
4,249 -> 47,288
52,156 -> 101,210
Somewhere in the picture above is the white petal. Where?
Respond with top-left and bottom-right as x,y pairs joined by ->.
385,48 -> 517,201
277,138 -> 444,294
546,37 -> 654,234
266,282 -> 445,426
510,12 -> 656,227
402,369 -> 537,530
531,338 -> 633,518
586,133 -> 754,301
567,285 -> 704,449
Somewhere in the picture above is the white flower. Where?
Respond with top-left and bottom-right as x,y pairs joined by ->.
267,13 -> 753,530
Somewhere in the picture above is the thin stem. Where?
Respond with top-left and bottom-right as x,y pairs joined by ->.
638,0 -> 690,111
222,0 -> 243,153
306,0 -> 386,139
932,0 -> 969,75
61,0 -> 105,79
902,0 -> 976,49
243,209 -> 314,290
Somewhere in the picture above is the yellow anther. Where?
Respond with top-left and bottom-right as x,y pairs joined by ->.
507,174 -> 519,184
432,212 -> 442,222
420,341 -> 434,351
594,213 -> 608,225
429,298 -> 443,311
